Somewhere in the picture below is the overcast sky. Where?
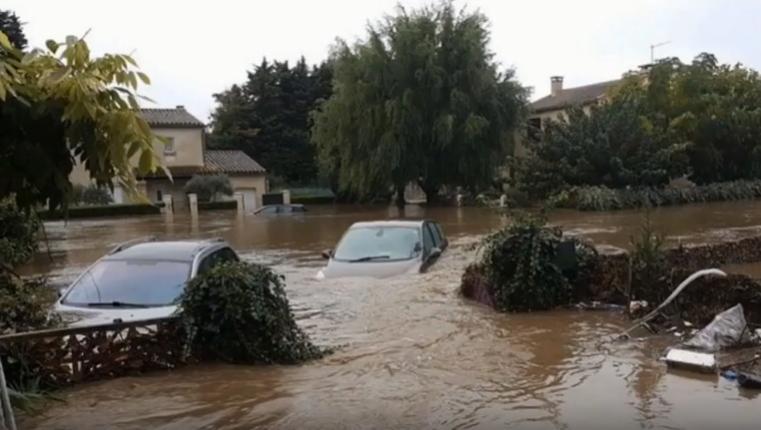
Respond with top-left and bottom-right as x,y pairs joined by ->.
6,0 -> 761,122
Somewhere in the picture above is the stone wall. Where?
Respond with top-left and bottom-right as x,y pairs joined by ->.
462,235 -> 761,325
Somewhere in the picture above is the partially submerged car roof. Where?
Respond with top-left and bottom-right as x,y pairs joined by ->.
349,220 -> 426,229
103,239 -> 226,262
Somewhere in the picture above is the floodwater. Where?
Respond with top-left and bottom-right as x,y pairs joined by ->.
19,202 -> 761,430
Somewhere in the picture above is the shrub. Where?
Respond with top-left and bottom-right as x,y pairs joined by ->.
179,261 -> 326,364
0,202 -> 40,267
629,213 -> 668,305
549,179 -> 761,211
183,174 -> 233,202
0,273 -> 59,335
478,214 -> 596,312
70,184 -> 113,206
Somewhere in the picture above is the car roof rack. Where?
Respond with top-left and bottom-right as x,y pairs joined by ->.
107,236 -> 157,255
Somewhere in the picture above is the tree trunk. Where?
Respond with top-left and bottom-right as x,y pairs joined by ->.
420,182 -> 439,206
394,183 -> 406,208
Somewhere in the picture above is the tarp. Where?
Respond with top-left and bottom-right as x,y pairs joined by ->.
683,304 -> 758,352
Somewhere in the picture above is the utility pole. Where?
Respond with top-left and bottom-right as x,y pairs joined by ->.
650,41 -> 671,63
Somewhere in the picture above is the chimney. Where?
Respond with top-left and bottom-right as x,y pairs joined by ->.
176,105 -> 185,110
550,76 -> 564,97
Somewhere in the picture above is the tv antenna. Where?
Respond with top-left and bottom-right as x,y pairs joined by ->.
650,41 -> 671,63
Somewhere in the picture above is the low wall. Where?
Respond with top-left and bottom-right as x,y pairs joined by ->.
462,235 -> 761,325
0,317 -> 184,388
40,203 -> 161,220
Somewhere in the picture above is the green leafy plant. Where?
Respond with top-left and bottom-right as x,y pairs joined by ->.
69,184 -> 114,206
478,213 -> 593,312
183,175 -> 233,202
179,261 -> 326,364
548,179 -> 761,211
0,201 -> 39,268
629,211 -> 667,305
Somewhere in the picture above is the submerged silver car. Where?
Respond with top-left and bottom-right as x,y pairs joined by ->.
55,238 -> 239,327
316,220 -> 447,279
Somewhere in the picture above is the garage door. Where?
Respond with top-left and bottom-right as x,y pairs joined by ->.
241,189 -> 257,211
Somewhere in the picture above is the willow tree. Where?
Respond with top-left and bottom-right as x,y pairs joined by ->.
0,30 -> 159,210
311,2 -> 526,205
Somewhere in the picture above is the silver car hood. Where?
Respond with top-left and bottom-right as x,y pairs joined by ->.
55,303 -> 177,328
318,258 -> 422,279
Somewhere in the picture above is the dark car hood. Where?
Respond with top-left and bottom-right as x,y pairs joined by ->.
319,258 -> 422,279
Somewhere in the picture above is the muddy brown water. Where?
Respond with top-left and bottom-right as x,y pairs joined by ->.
18,202 -> 761,429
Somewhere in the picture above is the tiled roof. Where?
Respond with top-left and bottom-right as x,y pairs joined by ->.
140,107 -> 205,128
203,150 -> 266,174
531,79 -> 622,113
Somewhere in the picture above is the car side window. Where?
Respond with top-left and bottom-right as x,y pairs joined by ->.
422,223 -> 435,256
197,247 -> 238,275
428,222 -> 442,248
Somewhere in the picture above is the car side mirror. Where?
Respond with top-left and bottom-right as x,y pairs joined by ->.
321,249 -> 333,259
428,247 -> 442,261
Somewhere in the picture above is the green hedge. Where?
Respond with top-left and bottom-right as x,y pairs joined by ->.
290,196 -> 334,204
39,203 -> 161,219
549,180 -> 761,211
198,200 -> 237,210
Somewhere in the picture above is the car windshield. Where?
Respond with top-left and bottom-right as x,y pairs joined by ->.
62,259 -> 191,307
333,226 -> 421,262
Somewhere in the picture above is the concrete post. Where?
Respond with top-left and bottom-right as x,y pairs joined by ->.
161,194 -> 174,214
188,193 -> 198,218
233,192 -> 244,214
282,189 -> 291,205
456,193 -> 464,207
499,194 -> 508,208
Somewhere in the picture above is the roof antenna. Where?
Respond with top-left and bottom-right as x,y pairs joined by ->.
650,41 -> 671,63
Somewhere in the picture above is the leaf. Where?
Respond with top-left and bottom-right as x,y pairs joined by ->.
137,72 -> 151,85
138,149 -> 154,173
65,35 -> 78,46
45,40 -> 60,54
0,32 -> 11,50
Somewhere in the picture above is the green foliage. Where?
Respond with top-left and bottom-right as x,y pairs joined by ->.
183,174 -> 233,202
517,101 -> 688,198
179,261 -> 326,364
629,213 -> 667,304
0,9 -> 26,50
312,2 -> 527,204
0,201 -> 39,267
69,184 -> 114,206
519,53 -> 761,200
549,180 -> 761,211
210,58 -> 333,184
0,29 -> 158,211
479,214 -> 594,312
0,273 -> 58,335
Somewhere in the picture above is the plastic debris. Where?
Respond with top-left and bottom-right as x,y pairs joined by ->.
683,304 -> 758,353
629,300 -> 648,314
665,348 -> 716,373
722,369 -> 738,380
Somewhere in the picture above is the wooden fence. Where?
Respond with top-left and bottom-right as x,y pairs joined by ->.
0,317 -> 185,388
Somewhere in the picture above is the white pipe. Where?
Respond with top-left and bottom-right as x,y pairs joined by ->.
620,268 -> 727,338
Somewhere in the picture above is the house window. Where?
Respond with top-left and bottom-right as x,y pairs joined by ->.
528,117 -> 542,141
162,137 -> 176,155
156,189 -> 163,202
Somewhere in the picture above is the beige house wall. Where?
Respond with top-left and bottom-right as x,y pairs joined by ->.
150,128 -> 204,168
229,174 -> 268,208
144,178 -> 192,209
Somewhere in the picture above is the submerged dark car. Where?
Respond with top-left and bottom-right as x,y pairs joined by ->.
316,220 -> 447,279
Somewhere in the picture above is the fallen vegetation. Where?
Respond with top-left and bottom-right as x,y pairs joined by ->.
179,261 -> 327,364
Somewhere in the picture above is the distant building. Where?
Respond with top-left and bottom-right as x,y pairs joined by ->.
514,76 -> 622,159
70,106 -> 268,210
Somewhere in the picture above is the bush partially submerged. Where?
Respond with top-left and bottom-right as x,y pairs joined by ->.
477,214 -> 597,312
183,174 -> 233,202
179,261 -> 325,364
0,201 -> 40,267
548,180 -> 761,211
0,273 -> 59,335
69,184 -> 113,206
